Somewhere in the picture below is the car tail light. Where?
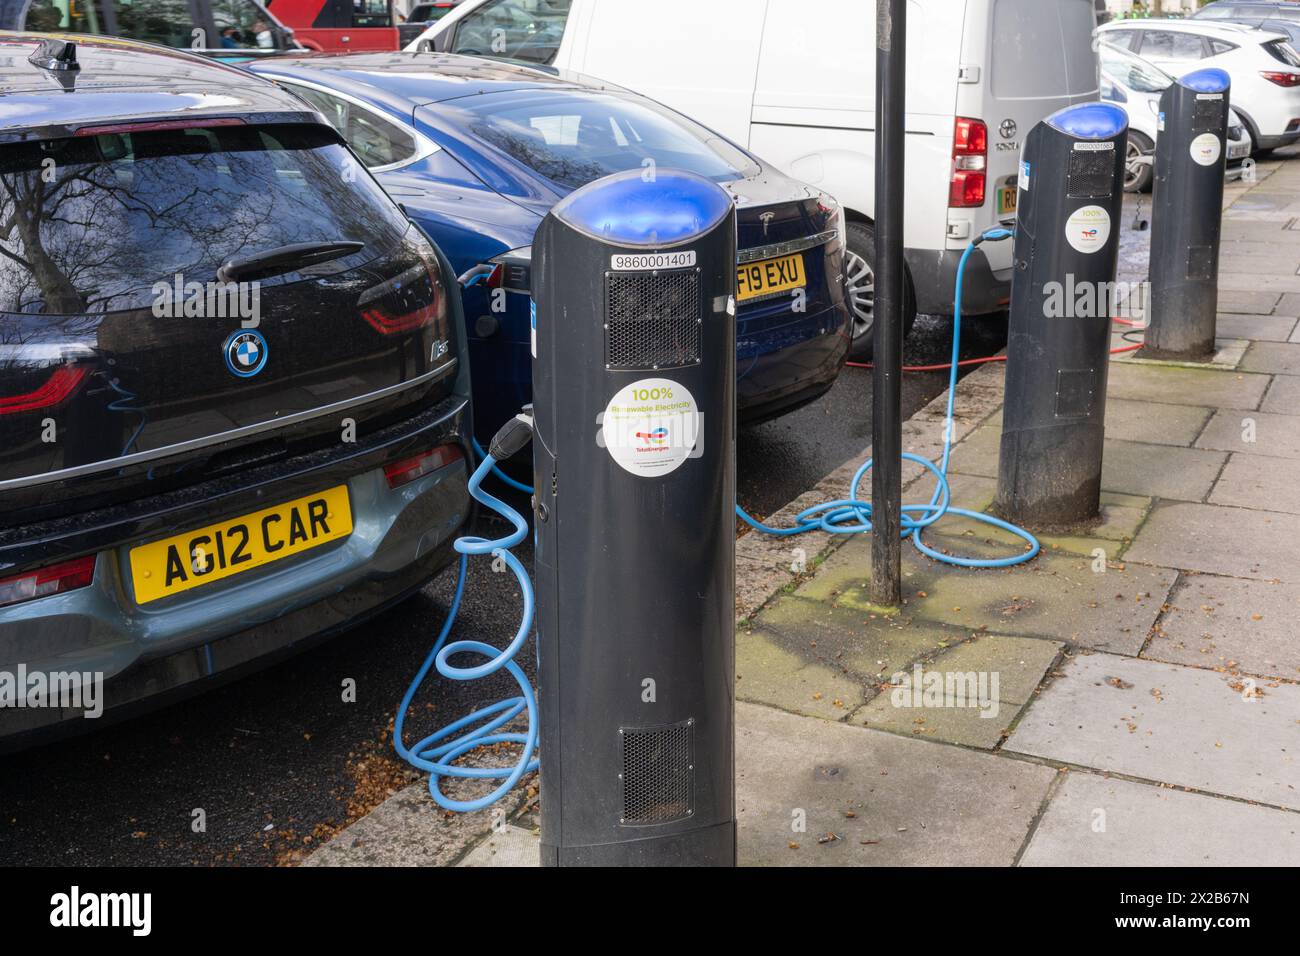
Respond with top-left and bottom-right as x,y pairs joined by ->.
384,444 -> 465,489
1260,71 -> 1300,87
359,253 -> 447,335
0,365 -> 88,416
360,300 -> 441,335
0,555 -> 97,608
949,117 -> 988,208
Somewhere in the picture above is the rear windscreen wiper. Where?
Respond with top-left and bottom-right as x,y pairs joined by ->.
217,240 -> 365,283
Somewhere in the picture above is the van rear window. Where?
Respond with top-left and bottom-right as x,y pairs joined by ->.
0,123 -> 406,315
991,0 -> 1099,100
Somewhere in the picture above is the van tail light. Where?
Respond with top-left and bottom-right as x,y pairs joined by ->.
0,365 -> 89,416
1260,71 -> 1300,88
0,555 -> 97,608
384,444 -> 465,489
359,253 -> 447,336
949,117 -> 988,208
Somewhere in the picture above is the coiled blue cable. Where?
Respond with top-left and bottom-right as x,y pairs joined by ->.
735,229 -> 1039,568
392,452 -> 540,812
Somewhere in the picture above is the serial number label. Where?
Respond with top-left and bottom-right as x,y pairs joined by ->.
610,251 -> 697,271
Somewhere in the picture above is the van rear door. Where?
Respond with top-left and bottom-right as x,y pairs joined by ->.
574,0 -> 765,146
956,0 -> 1100,269
748,0 -> 965,256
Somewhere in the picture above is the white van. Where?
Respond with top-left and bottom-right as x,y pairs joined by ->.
409,0 -> 1101,356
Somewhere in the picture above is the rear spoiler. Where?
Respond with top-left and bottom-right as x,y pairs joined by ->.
0,111 -> 335,146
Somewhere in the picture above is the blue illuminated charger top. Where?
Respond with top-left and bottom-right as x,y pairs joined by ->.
552,168 -> 733,247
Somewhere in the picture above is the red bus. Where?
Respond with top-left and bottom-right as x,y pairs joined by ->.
265,0 -> 399,51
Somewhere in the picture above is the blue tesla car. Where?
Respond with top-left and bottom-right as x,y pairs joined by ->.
247,53 -> 850,443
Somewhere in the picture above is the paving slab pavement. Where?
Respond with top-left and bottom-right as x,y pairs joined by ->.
1019,772 -> 1300,867
1240,341 -> 1300,376
848,634 -> 1063,749
1125,500 -> 1300,582
1103,398 -> 1214,447
1196,408 -> 1300,459
1105,362 -> 1271,410
736,702 -> 1056,866
1216,313 -> 1298,342
1006,652 -> 1300,812
1261,372 -> 1300,413
737,597 -> 959,719
448,701 -> 1061,868
1210,453 -> 1300,514
1100,439 -> 1226,502
1145,573 -> 1300,680
1218,290 -> 1281,315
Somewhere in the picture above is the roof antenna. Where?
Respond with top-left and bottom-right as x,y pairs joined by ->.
29,38 -> 81,72
28,38 -> 80,91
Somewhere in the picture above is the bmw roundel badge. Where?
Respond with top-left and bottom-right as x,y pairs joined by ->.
223,329 -> 268,378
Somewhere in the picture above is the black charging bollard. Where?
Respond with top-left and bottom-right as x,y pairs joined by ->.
531,169 -> 737,866
996,103 -> 1128,527
1145,68 -> 1231,360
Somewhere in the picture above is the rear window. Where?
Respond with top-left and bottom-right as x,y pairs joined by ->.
0,123 -> 407,315
409,2 -> 456,21
449,89 -> 758,191
991,0 -> 1099,99
1263,38 -> 1300,66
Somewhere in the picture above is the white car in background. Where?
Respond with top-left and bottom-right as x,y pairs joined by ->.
1097,17 -> 1300,155
1099,40 -> 1252,191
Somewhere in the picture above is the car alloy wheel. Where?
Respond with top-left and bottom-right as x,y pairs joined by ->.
845,246 -> 875,343
1124,139 -> 1143,190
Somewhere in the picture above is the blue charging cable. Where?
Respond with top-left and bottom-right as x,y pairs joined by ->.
734,228 -> 1039,568
392,447 -> 540,812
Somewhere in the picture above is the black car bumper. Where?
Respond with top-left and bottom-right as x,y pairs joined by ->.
0,395 -> 471,748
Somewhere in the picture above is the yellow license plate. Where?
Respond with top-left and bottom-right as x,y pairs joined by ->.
998,185 -> 1017,215
129,486 -> 352,604
736,252 -> 805,302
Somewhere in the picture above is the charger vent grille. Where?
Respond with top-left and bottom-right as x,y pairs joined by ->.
1066,148 -> 1115,199
1193,98 -> 1224,132
620,720 -> 694,825
605,268 -> 701,369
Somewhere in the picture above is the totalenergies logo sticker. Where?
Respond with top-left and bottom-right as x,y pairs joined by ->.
1065,205 -> 1111,255
600,377 -> 701,477
1190,132 -> 1222,168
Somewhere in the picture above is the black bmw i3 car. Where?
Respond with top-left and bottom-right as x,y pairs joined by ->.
0,32 -> 472,745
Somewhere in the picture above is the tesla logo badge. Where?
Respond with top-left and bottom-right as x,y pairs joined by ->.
999,119 -> 1017,139
760,210 -> 775,237
224,329 -> 268,378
